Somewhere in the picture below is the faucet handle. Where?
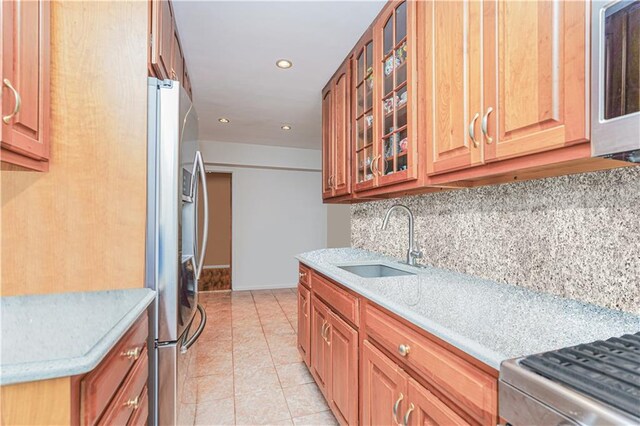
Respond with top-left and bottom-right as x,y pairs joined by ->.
410,249 -> 423,259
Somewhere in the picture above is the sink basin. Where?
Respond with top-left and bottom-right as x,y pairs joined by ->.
338,264 -> 416,278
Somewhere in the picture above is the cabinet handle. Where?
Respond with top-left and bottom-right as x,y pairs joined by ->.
324,324 -> 331,346
299,271 -> 307,279
468,112 -> 480,148
2,79 -> 21,124
121,346 -> 142,360
392,392 -> 404,425
302,299 -> 308,318
124,395 -> 140,410
481,107 -> 493,144
378,155 -> 385,176
370,155 -> 379,176
403,403 -> 415,426
321,320 -> 327,340
398,344 -> 411,357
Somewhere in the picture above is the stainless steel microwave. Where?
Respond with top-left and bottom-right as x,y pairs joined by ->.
592,0 -> 640,162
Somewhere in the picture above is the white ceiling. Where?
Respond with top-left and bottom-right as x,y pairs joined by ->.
173,1 -> 385,150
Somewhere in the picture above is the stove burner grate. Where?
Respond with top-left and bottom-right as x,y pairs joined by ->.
521,332 -> 640,418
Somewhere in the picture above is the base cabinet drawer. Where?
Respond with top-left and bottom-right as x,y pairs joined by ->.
365,304 -> 497,424
97,351 -> 148,425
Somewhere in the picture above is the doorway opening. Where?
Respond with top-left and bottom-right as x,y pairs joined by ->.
198,172 -> 232,291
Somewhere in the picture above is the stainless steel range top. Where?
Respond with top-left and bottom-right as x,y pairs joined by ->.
499,333 -> 640,426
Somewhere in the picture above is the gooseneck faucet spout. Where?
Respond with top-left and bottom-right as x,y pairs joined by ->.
381,204 -> 423,266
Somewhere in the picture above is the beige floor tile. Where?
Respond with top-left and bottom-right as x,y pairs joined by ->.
270,345 -> 304,366
292,410 -> 338,426
262,321 -> 296,336
194,397 -> 235,426
234,365 -> 281,396
282,383 -> 329,418
189,351 -> 233,378
275,362 -> 314,388
193,374 -> 235,403
177,402 -> 197,426
234,388 -> 292,425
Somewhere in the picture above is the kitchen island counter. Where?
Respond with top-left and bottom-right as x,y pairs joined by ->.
0,288 -> 155,385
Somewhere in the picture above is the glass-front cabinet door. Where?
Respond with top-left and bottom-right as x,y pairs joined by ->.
352,31 -> 376,192
375,0 -> 417,187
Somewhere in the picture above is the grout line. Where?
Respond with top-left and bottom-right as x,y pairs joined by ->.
252,290 -> 296,424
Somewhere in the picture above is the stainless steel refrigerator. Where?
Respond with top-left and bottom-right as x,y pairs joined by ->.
146,78 -> 208,425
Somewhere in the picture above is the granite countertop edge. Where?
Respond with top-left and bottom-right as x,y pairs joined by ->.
1,289 -> 155,386
295,249 -> 640,371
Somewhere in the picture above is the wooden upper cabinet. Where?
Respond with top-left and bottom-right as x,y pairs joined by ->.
322,86 -> 334,199
372,0 -> 418,188
326,310 -> 358,426
150,0 -> 174,80
423,0 -> 484,175
483,0 -> 588,162
1,0 -> 50,171
332,62 -> 351,198
362,340 -> 408,426
171,30 -> 184,83
352,32 -> 376,193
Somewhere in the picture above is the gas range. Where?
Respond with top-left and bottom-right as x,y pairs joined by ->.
499,333 -> 640,426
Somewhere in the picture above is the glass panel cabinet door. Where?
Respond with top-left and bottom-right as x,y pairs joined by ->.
353,37 -> 376,189
377,1 -> 415,184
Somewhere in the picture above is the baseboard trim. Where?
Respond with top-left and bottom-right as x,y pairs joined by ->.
232,282 -> 297,291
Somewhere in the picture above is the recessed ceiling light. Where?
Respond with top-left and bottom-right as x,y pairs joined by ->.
281,125 -> 292,130
276,59 -> 293,69
218,118 -> 230,123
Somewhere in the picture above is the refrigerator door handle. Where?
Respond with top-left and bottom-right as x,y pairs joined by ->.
190,150 -> 208,279
181,304 -> 206,353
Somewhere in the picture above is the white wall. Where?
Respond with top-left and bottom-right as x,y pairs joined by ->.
201,141 -> 327,290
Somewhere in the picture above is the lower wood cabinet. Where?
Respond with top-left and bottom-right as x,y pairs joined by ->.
75,312 -> 149,425
298,263 -> 498,426
297,283 -> 311,367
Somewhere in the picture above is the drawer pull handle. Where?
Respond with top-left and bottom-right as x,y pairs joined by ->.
124,395 -> 140,410
302,299 -> 308,318
398,344 -> 411,357
403,403 -> 414,426
324,324 -> 331,346
121,347 -> 142,360
481,107 -> 493,144
299,272 -> 307,279
392,392 -> 404,425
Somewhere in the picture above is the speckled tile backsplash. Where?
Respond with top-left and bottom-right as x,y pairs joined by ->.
351,167 -> 640,314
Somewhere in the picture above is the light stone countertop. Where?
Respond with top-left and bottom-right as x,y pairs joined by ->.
0,288 -> 155,385
296,248 -> 640,370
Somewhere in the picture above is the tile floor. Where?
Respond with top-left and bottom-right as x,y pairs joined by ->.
182,289 -> 338,426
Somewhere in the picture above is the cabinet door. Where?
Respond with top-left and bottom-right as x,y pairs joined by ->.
326,311 -> 358,426
425,0 -> 483,175
406,378 -> 470,426
375,1 -> 419,187
297,285 -> 311,367
352,35 -> 376,193
310,297 -> 331,398
171,30 -> 184,83
150,0 -> 173,80
332,61 -> 351,198
362,340 -> 407,426
322,87 -> 334,199
1,0 -> 50,169
483,0 -> 587,162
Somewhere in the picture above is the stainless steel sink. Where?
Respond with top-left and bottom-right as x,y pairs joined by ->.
337,264 -> 416,278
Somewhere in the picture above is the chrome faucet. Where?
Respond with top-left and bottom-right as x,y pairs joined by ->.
381,204 -> 423,266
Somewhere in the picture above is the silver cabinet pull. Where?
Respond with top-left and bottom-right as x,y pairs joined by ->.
481,107 -> 493,144
302,299 -> 308,318
371,155 -> 379,176
392,393 -> 404,425
398,344 -> 411,357
469,112 -> 480,148
321,320 -> 328,340
403,403 -> 415,426
3,79 -> 21,124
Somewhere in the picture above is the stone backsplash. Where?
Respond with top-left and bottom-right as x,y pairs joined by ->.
351,167 -> 640,314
